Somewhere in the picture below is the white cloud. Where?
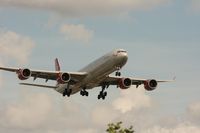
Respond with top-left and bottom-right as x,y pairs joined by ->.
0,85 -> 200,133
187,102 -> 200,117
142,123 -> 200,133
190,0 -> 200,12
0,93 -> 53,129
76,128 -> 98,133
187,102 -> 200,123
60,24 -> 94,43
0,30 -> 34,87
91,104 -> 120,127
90,86 -> 156,131
0,30 -> 35,64
0,73 -> 2,87
113,88 -> 153,113
0,86 -> 154,132
0,60 -> 3,87
0,0 -> 170,17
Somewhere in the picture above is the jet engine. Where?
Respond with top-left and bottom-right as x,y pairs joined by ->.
119,78 -> 132,89
17,68 -> 31,80
144,79 -> 157,91
57,73 -> 71,84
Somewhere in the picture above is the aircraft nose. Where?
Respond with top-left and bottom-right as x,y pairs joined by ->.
119,52 -> 128,62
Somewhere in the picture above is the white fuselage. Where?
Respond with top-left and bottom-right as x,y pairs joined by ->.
55,49 -> 128,94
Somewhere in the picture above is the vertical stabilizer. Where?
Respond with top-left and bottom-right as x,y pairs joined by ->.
55,58 -> 61,71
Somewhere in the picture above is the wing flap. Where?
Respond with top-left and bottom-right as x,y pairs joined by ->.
30,70 -> 87,81
20,83 -> 56,89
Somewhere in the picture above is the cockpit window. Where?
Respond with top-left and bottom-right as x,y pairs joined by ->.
117,50 -> 126,53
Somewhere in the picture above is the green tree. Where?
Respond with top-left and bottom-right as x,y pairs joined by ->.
106,121 -> 134,133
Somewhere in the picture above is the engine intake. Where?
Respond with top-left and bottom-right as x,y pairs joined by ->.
119,78 -> 132,89
144,79 -> 157,91
57,73 -> 71,84
17,68 -> 31,80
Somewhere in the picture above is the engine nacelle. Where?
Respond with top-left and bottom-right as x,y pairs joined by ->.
119,78 -> 132,89
17,68 -> 31,80
144,79 -> 157,91
57,73 -> 71,84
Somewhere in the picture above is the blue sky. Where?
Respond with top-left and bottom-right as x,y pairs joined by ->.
0,0 -> 200,133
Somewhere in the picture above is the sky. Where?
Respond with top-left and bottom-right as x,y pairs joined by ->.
0,0 -> 200,133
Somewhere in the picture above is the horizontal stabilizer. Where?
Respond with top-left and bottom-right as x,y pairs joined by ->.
20,83 -> 56,89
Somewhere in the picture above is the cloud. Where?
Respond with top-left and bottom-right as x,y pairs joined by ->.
113,88 -> 153,113
0,86 -> 154,132
142,123 -> 200,133
0,74 -> 2,87
0,60 -> 3,87
91,87 -> 155,130
76,128 -> 98,133
0,91 -> 82,132
189,0 -> 200,12
0,0 -> 169,17
0,30 -> 34,87
187,102 -> 200,117
0,93 -> 53,129
91,104 -> 120,127
139,101 -> 200,133
0,85 -> 200,133
187,102 -> 200,123
0,30 -> 35,64
60,24 -> 94,43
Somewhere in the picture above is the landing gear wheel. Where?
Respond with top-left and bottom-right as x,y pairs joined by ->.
63,92 -> 66,97
115,71 -> 121,76
67,89 -> 72,97
102,95 -> 105,100
97,86 -> 108,100
98,95 -> 101,99
104,92 -> 107,97
85,91 -> 89,96
80,89 -> 89,97
80,90 -> 83,96
63,89 -> 72,97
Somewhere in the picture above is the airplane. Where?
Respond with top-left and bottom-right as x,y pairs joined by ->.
0,49 -> 174,100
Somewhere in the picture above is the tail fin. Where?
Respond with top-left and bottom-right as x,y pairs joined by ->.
55,58 -> 61,71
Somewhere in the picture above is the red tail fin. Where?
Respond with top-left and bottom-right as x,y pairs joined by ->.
55,58 -> 60,71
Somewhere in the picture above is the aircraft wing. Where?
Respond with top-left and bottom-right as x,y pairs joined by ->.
0,66 -> 87,82
102,75 -> 175,86
19,83 -> 57,89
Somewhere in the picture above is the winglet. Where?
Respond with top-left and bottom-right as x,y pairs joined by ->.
55,58 -> 61,71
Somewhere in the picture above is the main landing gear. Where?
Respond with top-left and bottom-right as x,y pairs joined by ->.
63,89 -> 72,97
80,87 -> 89,97
98,85 -> 108,100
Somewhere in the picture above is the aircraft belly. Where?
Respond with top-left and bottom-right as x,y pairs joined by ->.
83,64 -> 116,89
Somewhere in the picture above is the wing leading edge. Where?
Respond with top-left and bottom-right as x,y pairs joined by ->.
0,66 -> 87,82
102,75 -> 175,87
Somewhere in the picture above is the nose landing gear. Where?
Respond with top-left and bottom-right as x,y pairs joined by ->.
115,71 -> 121,76
115,66 -> 121,76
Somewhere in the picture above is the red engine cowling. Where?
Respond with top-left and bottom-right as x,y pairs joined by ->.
17,68 -> 31,80
119,78 -> 132,89
144,79 -> 157,91
57,73 -> 71,84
